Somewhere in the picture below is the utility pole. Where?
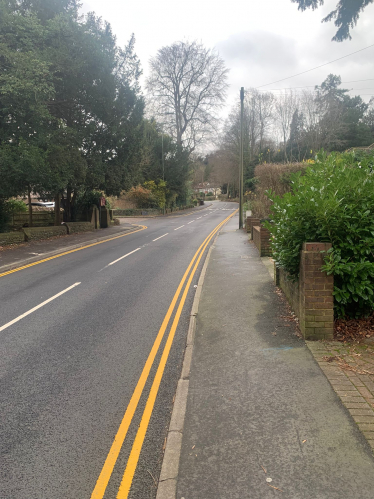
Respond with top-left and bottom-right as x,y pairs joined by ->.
161,132 -> 165,181
161,131 -> 165,215
239,87 -> 244,229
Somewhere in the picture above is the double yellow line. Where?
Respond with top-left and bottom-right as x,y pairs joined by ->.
0,225 -> 147,278
91,209 -> 238,499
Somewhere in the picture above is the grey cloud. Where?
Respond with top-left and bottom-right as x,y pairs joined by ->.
216,31 -> 298,72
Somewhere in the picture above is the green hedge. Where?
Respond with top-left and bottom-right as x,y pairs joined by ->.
267,150 -> 374,318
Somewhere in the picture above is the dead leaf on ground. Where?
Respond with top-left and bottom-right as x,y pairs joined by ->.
335,314 -> 374,342
322,355 -> 374,375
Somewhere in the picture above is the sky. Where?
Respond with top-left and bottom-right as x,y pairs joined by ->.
81,0 -> 374,119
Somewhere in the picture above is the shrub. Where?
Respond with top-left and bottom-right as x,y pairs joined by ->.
75,190 -> 109,211
250,163 -> 307,218
267,150 -> 374,318
144,180 -> 167,209
127,185 -> 156,209
0,199 -> 27,232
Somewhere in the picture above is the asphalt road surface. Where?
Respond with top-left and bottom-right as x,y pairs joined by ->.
0,201 -> 238,499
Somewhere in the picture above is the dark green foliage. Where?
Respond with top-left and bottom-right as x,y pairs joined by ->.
0,199 -> 27,232
291,0 -> 373,41
267,150 -> 374,318
75,190 -> 105,211
0,0 -> 144,224
139,120 -> 191,207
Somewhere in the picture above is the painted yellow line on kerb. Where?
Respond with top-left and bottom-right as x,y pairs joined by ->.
90,210 -> 237,499
0,225 -> 147,279
116,209 -> 237,498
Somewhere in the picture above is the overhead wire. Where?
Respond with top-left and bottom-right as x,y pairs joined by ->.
255,43 -> 374,89
257,79 -> 374,92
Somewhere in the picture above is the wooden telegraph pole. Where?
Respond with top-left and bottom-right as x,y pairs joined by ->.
239,87 -> 244,229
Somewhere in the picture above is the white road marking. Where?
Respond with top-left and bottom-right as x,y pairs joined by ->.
108,247 -> 141,266
174,225 -> 184,230
196,217 -> 202,219
187,221 -> 194,224
152,233 -> 169,241
0,282 -> 81,332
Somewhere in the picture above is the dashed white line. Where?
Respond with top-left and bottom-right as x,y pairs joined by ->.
174,225 -> 184,230
108,247 -> 141,266
0,282 -> 81,332
196,217 -> 202,219
152,233 -> 169,241
187,221 -> 194,224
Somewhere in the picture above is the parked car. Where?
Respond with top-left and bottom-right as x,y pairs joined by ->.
27,202 -> 55,208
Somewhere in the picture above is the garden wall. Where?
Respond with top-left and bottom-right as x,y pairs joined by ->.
64,222 -> 95,234
275,242 -> 334,340
246,216 -> 260,235
113,205 -> 195,217
253,226 -> 272,257
23,226 -> 68,241
0,232 -> 25,246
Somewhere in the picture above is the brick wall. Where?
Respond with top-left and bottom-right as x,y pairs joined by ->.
253,226 -> 272,257
246,216 -> 260,235
278,267 -> 300,319
275,242 -> 334,340
299,242 -> 334,340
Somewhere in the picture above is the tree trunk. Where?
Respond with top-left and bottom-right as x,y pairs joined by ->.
65,186 -> 72,223
27,186 -> 33,227
54,193 -> 61,226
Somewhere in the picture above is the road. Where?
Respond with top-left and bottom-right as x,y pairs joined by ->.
0,201 -> 238,499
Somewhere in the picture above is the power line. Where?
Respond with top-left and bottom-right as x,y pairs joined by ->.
261,88 -> 374,94
256,44 -> 374,89
258,79 -> 374,92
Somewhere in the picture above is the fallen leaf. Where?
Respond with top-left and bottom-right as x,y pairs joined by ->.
302,440 -> 307,443
192,445 -> 195,449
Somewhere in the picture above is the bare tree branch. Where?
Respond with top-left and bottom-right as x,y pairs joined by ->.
146,40 -> 229,152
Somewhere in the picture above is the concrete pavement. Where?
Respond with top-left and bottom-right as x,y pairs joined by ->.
158,215 -> 374,499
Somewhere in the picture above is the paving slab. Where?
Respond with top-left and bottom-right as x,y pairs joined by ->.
176,217 -> 374,499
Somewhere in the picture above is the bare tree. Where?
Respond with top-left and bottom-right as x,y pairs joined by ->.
146,40 -> 228,152
245,89 -> 275,160
274,90 -> 299,161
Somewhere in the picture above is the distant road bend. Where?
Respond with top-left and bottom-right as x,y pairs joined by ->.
0,201 -> 238,499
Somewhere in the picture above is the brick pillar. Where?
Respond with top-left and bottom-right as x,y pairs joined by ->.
246,216 -> 260,234
250,219 -> 261,239
299,242 -> 334,340
260,225 -> 272,256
